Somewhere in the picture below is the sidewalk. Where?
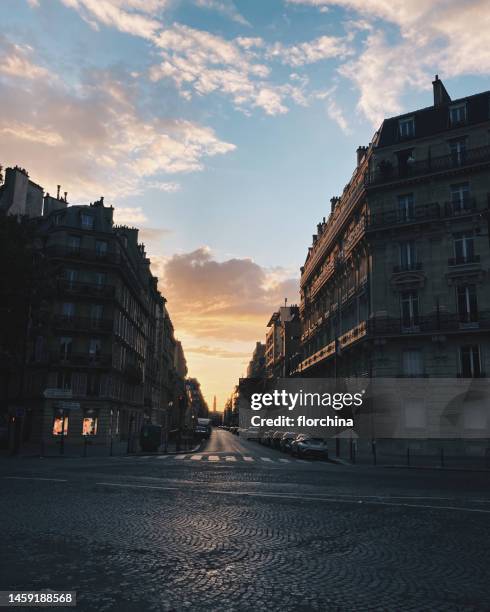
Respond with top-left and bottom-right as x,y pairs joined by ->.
0,438 -> 203,459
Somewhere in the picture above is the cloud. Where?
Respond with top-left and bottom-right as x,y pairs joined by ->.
268,34 -> 351,66
139,227 -> 172,242
113,206 -> 148,225
153,247 -> 299,342
185,345 -> 251,358
57,0 -> 168,40
148,180 -> 181,192
0,57 -> 235,201
0,35 -> 50,80
194,0 -> 250,26
288,0 -> 490,125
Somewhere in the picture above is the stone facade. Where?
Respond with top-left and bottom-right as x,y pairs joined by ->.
299,78 -> 490,381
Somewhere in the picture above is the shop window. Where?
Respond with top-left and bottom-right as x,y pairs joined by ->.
52,411 -> 69,436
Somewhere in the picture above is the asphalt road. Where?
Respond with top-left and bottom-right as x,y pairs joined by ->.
1,428 -> 490,612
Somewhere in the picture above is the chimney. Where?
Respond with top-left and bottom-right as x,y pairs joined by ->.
356,146 -> 368,166
57,185 -> 61,199
330,196 -> 339,212
432,74 -> 451,107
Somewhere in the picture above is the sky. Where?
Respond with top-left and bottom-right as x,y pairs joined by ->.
1,0 -> 490,409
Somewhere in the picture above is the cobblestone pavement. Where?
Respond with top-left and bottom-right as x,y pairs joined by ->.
1,429 -> 490,612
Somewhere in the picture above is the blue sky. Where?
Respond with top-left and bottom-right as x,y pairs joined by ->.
2,0 -> 490,406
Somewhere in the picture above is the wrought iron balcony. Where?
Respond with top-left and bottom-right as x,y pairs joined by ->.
51,352 -> 112,367
393,262 -> 423,273
52,315 -> 113,332
366,144 -> 490,186
56,280 -> 116,298
448,255 -> 480,266
46,245 -> 120,264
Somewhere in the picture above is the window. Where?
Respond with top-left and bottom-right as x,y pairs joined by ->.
453,232 -> 474,263
68,235 -> 81,253
398,194 -> 414,221
62,302 -> 75,318
402,350 -> 423,376
95,271 -> 106,286
57,370 -> 72,390
87,373 -> 100,397
396,149 -> 415,176
450,183 -> 471,211
65,269 -> 77,288
82,410 -> 98,435
52,411 -> 69,436
399,117 -> 415,139
399,241 -> 417,270
460,345 -> 481,377
91,304 -> 103,320
449,138 -> 467,165
81,213 -> 94,230
449,103 -> 467,126
457,285 -> 478,323
401,291 -> 419,329
95,240 -> 108,258
89,338 -> 101,362
59,336 -> 72,360
53,214 -> 63,226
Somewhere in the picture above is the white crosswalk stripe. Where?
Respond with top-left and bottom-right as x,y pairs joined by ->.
260,457 -> 273,462
208,455 -> 220,461
225,456 -> 237,462
191,455 -> 202,460
243,456 -> 254,462
174,455 -> 186,460
278,458 -> 290,463
156,455 -> 169,460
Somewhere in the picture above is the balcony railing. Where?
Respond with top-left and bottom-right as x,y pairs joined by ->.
46,245 -> 120,264
366,144 -> 490,186
367,198 -> 485,230
56,280 -> 116,298
367,311 -> 490,335
51,352 -> 112,367
448,255 -> 480,266
393,262 -> 423,273
53,315 -> 113,332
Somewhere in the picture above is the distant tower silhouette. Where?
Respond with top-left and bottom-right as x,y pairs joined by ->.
213,395 -> 217,412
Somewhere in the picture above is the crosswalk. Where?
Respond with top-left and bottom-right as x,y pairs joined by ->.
114,453 -> 311,465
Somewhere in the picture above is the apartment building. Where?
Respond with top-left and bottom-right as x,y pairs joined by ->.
246,342 -> 266,378
266,305 -> 301,378
0,166 -> 187,453
298,77 -> 490,380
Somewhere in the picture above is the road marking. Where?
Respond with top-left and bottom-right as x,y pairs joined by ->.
207,455 -> 220,461
278,458 -> 290,463
296,460 -> 308,463
3,476 -> 67,482
225,456 -> 237,462
243,456 -> 254,462
191,455 -> 202,461
260,457 -> 273,462
174,455 -> 187,460
97,482 -> 179,491
156,455 -> 169,460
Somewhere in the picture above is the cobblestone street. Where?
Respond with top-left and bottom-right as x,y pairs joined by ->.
1,429 -> 490,612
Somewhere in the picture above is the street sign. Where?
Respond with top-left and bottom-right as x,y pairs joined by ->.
43,389 -> 73,399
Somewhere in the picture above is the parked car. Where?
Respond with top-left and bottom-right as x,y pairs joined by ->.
245,426 -> 260,440
271,431 -> 284,449
291,436 -> 328,459
279,432 -> 298,453
259,430 -> 273,446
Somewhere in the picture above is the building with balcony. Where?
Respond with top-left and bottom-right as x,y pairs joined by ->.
246,342 -> 266,378
265,305 -> 301,378
0,168 -> 187,454
298,77 -> 490,380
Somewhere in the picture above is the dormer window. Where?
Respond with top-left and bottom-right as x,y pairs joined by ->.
81,213 -> 94,230
399,117 -> 415,139
449,103 -> 467,126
